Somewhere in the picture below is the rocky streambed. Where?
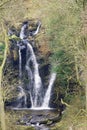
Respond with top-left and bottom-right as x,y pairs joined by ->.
6,108 -> 61,130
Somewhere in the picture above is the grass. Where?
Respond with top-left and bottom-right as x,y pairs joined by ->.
0,0 -> 87,130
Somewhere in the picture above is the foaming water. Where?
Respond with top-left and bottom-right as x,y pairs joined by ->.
30,107 -> 54,110
12,107 -> 55,111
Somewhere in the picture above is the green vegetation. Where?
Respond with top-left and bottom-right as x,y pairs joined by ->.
0,0 -> 87,130
46,0 -> 83,102
45,1 -> 87,129
0,23 -> 8,130
0,42 -> 5,65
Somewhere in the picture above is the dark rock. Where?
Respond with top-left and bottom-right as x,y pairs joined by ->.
4,20 -> 61,110
19,115 -> 32,125
30,115 -> 47,124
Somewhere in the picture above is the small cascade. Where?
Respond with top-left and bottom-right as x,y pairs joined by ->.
20,21 -> 28,39
26,42 -> 43,107
42,73 -> 56,108
17,86 -> 27,108
19,46 -> 22,80
17,46 -> 27,107
9,21 -> 56,109
16,23 -> 28,107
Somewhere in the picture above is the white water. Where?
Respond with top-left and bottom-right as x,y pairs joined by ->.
17,86 -> 27,108
32,21 -> 41,36
20,23 -> 28,39
17,45 -> 27,108
16,21 -> 56,109
27,43 -> 42,107
19,47 -> 22,80
17,24 -> 28,107
42,73 -> 56,107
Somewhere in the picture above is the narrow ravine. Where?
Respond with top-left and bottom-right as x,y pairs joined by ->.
9,21 -> 57,110
6,20 -> 59,130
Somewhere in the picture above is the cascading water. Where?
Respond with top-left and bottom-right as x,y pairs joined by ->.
19,46 -> 22,80
17,43 -> 27,108
9,21 -> 56,109
42,73 -> 56,108
26,42 -> 43,108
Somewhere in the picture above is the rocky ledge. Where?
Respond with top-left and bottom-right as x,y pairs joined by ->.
16,109 -> 61,130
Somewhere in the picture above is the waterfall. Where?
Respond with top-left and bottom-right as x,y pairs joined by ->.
10,21 -> 56,109
19,47 -> 22,80
42,73 -> 56,108
26,42 -> 43,107
16,22 -> 28,107
17,85 -> 27,108
32,21 -> 41,36
20,21 -> 28,39
16,46 -> 27,108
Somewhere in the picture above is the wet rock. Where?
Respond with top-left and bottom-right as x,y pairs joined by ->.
35,124 -> 50,130
4,20 -> 60,109
30,115 -> 47,124
17,110 -> 61,127
18,115 -> 32,125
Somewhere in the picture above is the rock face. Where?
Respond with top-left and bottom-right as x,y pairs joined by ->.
3,20 -> 60,109
2,20 -> 64,130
